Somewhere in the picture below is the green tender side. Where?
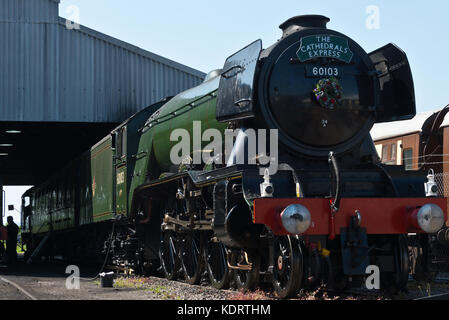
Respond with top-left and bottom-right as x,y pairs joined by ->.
28,136 -> 114,233
89,136 -> 114,224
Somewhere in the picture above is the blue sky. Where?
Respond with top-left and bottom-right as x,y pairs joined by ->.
5,0 -> 449,224
59,0 -> 449,113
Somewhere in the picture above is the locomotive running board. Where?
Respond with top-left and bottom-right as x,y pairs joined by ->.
134,165 -> 246,194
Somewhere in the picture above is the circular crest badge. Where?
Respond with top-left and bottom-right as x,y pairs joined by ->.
313,77 -> 343,109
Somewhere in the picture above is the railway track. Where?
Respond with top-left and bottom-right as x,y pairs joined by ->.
135,269 -> 449,300
0,275 -> 38,300
414,292 -> 449,300
1,258 -> 449,300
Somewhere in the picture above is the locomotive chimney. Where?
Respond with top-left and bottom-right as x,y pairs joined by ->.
279,15 -> 330,37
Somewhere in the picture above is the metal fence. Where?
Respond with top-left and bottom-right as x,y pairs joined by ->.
433,172 -> 449,197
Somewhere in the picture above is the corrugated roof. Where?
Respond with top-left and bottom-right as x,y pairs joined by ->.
0,0 -> 59,23
0,0 -> 206,123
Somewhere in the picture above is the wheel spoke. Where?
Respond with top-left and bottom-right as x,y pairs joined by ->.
181,231 -> 203,285
206,240 -> 231,289
218,245 -> 226,276
272,236 -> 303,299
159,231 -> 179,281
169,237 -> 176,263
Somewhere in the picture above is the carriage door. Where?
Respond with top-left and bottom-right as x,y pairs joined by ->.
115,127 -> 127,216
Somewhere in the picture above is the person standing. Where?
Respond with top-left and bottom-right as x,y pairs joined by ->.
6,216 -> 19,265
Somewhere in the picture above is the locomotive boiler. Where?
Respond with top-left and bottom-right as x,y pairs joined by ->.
21,15 -> 446,298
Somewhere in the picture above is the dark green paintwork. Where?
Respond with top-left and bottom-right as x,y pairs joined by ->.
90,137 -> 114,223
128,76 -> 227,212
151,76 -> 227,172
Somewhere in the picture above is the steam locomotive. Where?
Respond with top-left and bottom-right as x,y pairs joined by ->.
21,15 -> 447,298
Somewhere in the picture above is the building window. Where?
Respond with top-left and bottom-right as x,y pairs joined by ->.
390,143 -> 397,162
403,148 -> 413,170
382,145 -> 388,162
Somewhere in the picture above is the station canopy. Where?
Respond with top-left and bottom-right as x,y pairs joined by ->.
0,0 -> 205,185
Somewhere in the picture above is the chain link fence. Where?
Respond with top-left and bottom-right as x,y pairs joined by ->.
434,172 -> 449,197
427,173 -> 449,273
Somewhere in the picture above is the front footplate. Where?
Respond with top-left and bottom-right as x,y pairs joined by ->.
253,197 -> 447,236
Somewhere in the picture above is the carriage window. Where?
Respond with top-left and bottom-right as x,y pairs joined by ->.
66,186 -> 71,204
52,189 -> 57,210
36,195 -> 40,211
403,148 -> 413,170
55,184 -> 60,208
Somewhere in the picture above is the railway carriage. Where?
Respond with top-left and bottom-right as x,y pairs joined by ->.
21,15 -> 447,298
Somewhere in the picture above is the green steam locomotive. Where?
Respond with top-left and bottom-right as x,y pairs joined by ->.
21,15 -> 446,298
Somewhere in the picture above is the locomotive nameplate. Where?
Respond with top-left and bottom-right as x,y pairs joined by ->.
297,34 -> 353,63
